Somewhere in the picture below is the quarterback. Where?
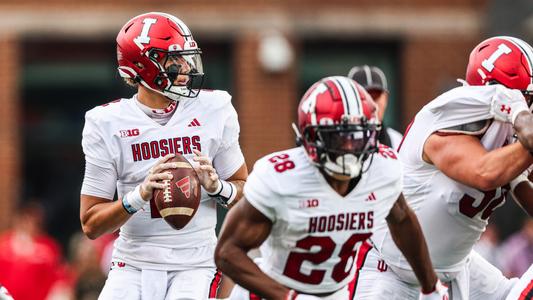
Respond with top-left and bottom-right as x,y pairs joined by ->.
355,36 -> 533,300
79,12 -> 247,299
215,76 -> 447,300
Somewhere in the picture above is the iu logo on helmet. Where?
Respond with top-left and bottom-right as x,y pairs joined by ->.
176,176 -> 191,198
134,18 -> 157,48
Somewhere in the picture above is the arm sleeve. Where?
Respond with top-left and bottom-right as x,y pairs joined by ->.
80,161 -> 117,200
213,103 -> 245,180
243,160 -> 281,223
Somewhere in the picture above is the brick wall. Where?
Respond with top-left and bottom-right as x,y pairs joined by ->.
401,37 -> 480,127
0,34 -> 20,231
236,31 -> 298,166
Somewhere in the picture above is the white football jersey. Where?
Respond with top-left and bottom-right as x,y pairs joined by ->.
373,85 -> 515,273
244,146 -> 402,294
81,90 -> 244,270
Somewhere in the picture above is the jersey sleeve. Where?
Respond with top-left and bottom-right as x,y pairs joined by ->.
373,147 -> 404,219
212,100 -> 245,180
244,158 -> 282,223
81,111 -> 115,169
424,85 -> 498,131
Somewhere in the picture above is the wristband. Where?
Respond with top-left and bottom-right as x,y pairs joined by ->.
207,179 -> 237,207
121,185 -> 146,214
421,279 -> 446,295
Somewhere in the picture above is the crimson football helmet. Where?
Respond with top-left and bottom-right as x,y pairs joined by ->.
116,12 -> 204,100
294,76 -> 381,180
466,36 -> 533,105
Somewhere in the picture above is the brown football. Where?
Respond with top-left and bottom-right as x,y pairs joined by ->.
153,154 -> 201,230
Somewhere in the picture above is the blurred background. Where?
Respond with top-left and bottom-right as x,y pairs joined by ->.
0,0 -> 531,299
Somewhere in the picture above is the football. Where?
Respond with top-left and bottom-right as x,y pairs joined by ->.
153,154 -> 201,230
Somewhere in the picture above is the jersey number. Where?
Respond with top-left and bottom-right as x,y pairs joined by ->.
282,233 -> 371,284
269,153 -> 295,173
459,189 -> 505,220
378,144 -> 397,159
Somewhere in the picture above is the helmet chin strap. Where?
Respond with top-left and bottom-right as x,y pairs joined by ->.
322,153 -> 362,180
138,80 -> 179,102
165,85 -> 200,100
164,86 -> 187,101
139,76 -> 200,101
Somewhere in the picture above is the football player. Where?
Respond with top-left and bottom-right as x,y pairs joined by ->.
214,76 -> 448,299
355,36 -> 533,300
79,12 -> 247,299
348,65 -> 403,149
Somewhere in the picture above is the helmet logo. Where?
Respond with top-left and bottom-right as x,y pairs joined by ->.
169,44 -> 183,51
186,41 -> 197,50
301,84 -> 327,114
301,83 -> 328,126
134,18 -> 158,49
481,43 -> 512,72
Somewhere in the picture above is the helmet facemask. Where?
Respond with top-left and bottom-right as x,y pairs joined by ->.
303,115 -> 380,180
147,48 -> 204,100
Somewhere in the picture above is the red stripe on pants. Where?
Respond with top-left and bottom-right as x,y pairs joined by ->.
348,241 -> 373,300
519,279 -> 533,300
209,270 -> 223,298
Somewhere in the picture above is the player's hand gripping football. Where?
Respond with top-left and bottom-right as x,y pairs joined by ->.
139,153 -> 177,201
490,85 -> 529,125
418,279 -> 449,300
192,149 -> 220,193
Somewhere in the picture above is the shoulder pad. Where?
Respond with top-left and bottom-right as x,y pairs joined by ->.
86,98 -> 124,120
437,119 -> 491,136
196,90 -> 232,111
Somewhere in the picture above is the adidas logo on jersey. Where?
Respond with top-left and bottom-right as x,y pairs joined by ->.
187,118 -> 201,127
365,192 -> 377,201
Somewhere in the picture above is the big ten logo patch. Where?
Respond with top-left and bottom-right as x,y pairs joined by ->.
120,128 -> 140,138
